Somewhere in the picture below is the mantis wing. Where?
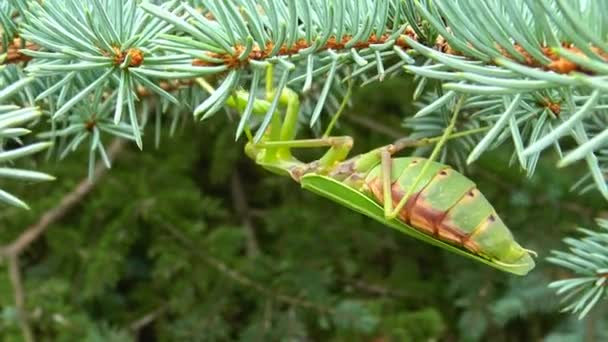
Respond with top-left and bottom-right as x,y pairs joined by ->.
300,173 -> 535,276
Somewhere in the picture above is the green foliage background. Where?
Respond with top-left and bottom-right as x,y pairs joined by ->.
1,78 -> 606,341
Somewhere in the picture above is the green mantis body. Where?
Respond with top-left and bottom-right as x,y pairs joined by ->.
223,74 -> 535,275
247,136 -> 535,275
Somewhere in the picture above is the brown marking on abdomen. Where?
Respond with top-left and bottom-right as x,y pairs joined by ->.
365,174 -> 481,254
365,176 -> 417,223
399,192 -> 477,249
436,189 -> 484,253
459,235 -> 481,253
403,190 -> 422,224
367,176 -> 384,205
435,218 -> 481,253
408,195 -> 447,236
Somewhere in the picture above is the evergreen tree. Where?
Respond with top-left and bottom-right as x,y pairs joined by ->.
1,0 -> 608,340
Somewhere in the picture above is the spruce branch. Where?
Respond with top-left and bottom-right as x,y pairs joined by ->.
138,0 -> 608,197
0,138 -> 125,258
19,0 -> 184,149
0,138 -> 123,342
0,140 -> 123,341
5,0 -> 605,187
401,0 -> 608,197
548,218 -> 608,319
140,0 -> 418,138
0,73 -> 53,208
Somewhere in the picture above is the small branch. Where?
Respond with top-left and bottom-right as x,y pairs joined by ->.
0,139 -> 125,257
161,223 -> 332,313
6,27 -> 603,76
230,171 -> 260,258
135,80 -> 195,98
129,305 -> 167,333
1,39 -> 193,96
0,139 -> 124,342
192,31 -> 415,69
344,114 -> 405,139
0,139 -> 125,342
192,24 -> 604,75
347,278 -> 412,299
8,255 -> 34,342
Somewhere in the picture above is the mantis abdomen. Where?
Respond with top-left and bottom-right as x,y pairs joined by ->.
360,157 -> 528,265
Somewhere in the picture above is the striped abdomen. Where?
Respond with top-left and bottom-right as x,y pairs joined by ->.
363,157 -> 528,265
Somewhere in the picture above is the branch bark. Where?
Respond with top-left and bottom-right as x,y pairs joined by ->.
129,305 -> 167,333
8,255 -> 34,342
0,139 -> 125,342
347,278 -> 412,299
231,171 -> 260,258
344,114 -> 405,139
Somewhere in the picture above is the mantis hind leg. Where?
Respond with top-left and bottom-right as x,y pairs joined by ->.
380,96 -> 467,220
381,149 -> 395,217
377,140 -> 432,218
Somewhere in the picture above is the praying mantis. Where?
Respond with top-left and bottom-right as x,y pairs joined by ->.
211,70 -> 535,276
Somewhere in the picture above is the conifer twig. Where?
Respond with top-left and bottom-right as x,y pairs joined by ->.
347,278 -> 412,299
0,139 -> 125,257
344,114 -> 405,139
161,222 -> 332,313
231,171 -> 260,258
0,139 -> 125,342
8,254 -> 34,342
129,305 -> 168,333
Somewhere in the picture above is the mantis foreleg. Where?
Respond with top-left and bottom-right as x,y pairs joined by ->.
256,136 -> 354,165
250,136 -> 354,177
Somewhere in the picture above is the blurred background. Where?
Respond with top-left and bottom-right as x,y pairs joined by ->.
1,77 -> 606,341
